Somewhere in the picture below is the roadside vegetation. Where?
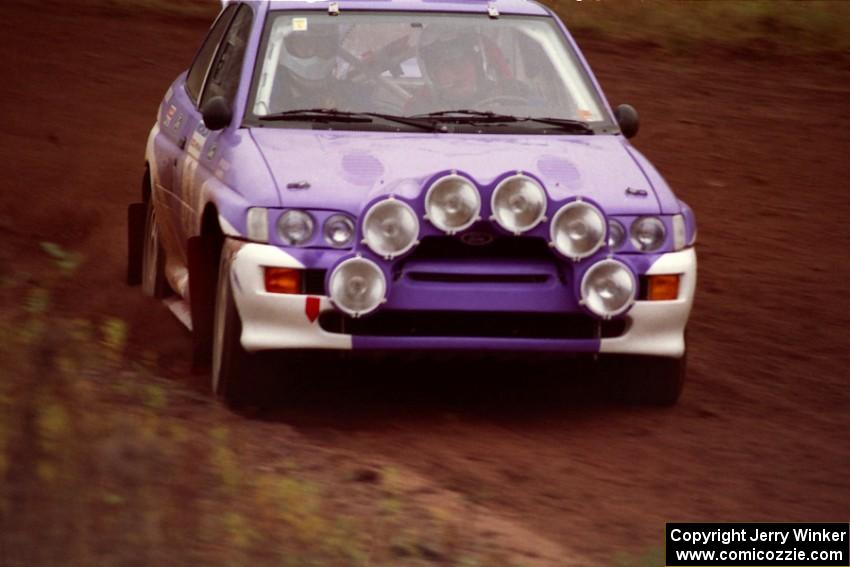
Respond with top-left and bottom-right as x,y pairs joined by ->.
0,245 -> 538,567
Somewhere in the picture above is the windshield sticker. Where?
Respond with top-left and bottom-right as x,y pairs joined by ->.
292,18 -> 308,31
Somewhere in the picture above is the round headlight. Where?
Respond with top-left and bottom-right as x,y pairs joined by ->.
329,257 -> 387,317
491,175 -> 547,234
278,210 -> 314,245
549,201 -> 606,260
580,259 -> 636,318
630,216 -> 666,252
362,199 -> 419,259
425,175 -> 480,234
608,220 -> 625,250
323,214 -> 355,248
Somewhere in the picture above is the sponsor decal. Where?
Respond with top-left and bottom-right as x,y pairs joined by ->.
173,114 -> 183,130
187,124 -> 209,160
163,104 -> 177,127
206,143 -> 218,161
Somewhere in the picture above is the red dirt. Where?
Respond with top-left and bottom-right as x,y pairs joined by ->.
2,1 -> 849,563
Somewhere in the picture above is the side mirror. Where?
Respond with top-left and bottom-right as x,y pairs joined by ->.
614,104 -> 639,139
201,96 -> 232,131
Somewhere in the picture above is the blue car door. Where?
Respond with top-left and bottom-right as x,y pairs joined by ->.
166,3 -> 239,273
176,3 -> 254,258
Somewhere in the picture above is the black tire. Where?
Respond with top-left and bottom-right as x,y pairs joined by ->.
211,249 -> 264,408
602,352 -> 687,406
141,197 -> 169,299
189,236 -> 218,372
127,202 -> 146,285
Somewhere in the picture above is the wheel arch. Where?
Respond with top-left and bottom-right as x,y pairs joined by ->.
142,163 -> 152,203
200,202 -> 225,259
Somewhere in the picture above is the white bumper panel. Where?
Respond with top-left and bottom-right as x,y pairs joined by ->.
229,242 -> 352,353
600,247 -> 697,358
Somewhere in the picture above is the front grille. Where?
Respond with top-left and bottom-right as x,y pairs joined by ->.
409,235 -> 555,261
319,310 -> 627,339
405,272 -> 550,284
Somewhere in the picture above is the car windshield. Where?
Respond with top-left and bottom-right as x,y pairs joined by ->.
248,11 -> 613,131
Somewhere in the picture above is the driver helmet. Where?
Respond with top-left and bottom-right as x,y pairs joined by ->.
280,21 -> 339,92
417,24 -> 485,103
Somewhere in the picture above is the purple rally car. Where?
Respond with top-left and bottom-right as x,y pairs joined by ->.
127,0 -> 697,406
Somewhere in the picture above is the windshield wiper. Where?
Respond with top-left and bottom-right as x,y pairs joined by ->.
409,110 -> 594,134
411,109 -> 520,122
258,108 -> 373,123
259,108 -> 593,134
259,108 -> 435,131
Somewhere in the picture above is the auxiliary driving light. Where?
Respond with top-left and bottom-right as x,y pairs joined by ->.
362,199 -> 419,259
580,259 -> 636,318
425,175 -> 481,233
550,200 -> 606,260
329,257 -> 387,317
491,175 -> 547,234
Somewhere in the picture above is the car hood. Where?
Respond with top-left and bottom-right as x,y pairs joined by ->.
249,129 -> 678,215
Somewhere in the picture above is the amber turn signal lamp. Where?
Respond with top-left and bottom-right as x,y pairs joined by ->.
264,267 -> 302,294
647,274 -> 680,301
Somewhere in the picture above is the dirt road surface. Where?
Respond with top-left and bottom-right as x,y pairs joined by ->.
2,1 -> 849,563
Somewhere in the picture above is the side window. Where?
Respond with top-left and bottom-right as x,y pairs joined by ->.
201,5 -> 253,107
185,4 -> 238,104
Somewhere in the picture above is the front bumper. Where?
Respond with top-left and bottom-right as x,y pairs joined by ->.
229,241 -> 696,358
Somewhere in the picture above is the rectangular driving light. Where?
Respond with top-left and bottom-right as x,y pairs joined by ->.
264,267 -> 302,294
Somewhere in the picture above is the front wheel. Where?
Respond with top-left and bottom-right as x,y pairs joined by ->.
141,198 -> 169,298
211,250 -> 264,408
